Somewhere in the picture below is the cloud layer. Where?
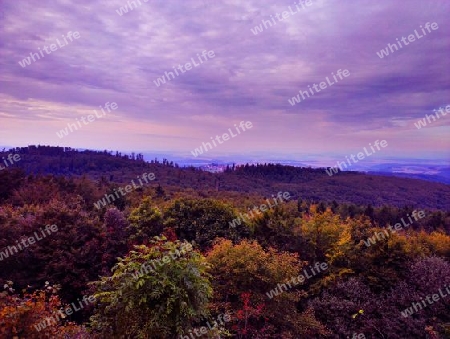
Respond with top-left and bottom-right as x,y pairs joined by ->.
0,0 -> 449,160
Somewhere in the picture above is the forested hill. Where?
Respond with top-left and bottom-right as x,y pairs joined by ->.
1,145 -> 449,210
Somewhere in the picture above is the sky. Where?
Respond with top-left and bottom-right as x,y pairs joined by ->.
0,0 -> 449,164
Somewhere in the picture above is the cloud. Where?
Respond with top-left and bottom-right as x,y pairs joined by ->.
0,0 -> 449,158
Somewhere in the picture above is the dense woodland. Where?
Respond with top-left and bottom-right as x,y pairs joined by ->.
1,146 -> 449,209
0,146 -> 449,338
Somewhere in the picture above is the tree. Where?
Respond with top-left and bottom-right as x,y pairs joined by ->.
155,185 -> 165,198
89,237 -> 213,338
100,208 -> 130,275
206,239 -> 329,338
0,282 -> 87,338
164,199 -> 249,250
250,202 -> 301,252
127,197 -> 164,245
0,168 -> 25,203
299,206 -> 346,263
0,197 -> 105,305
310,277 -> 376,338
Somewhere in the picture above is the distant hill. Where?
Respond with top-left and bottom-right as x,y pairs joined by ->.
1,145 -> 449,210
368,170 -> 450,185
363,162 -> 450,184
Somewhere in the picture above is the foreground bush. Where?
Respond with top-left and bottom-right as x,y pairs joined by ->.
89,237 -> 213,338
0,282 -> 87,339
206,239 -> 329,338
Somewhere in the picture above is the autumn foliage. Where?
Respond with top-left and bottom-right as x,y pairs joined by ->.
0,153 -> 449,338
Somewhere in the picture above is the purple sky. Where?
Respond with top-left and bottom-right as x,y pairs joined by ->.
0,0 -> 449,162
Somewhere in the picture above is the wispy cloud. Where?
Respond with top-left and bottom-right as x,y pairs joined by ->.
0,0 -> 449,159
